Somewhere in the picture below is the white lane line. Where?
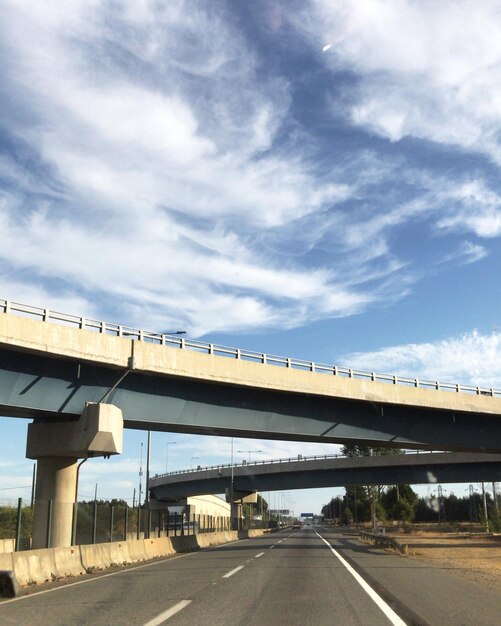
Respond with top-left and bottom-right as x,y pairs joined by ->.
0,535 -> 260,607
143,600 -> 192,626
315,531 -> 406,626
269,545 -> 275,549
255,552 -> 265,558
0,550 -> 198,606
222,565 -> 244,579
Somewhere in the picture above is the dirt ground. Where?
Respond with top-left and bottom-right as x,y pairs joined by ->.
388,530 -> 501,592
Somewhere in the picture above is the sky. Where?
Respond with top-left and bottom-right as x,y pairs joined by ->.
1,0 -> 501,514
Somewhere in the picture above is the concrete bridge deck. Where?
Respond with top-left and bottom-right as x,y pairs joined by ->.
1,301 -> 501,451
149,452 -> 501,500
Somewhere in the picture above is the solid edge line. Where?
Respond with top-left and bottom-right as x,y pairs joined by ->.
0,535 -> 261,606
315,531 -> 406,626
143,599 -> 192,626
0,550 -> 198,606
222,565 -> 244,579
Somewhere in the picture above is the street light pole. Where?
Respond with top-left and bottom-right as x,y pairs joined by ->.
237,449 -> 263,463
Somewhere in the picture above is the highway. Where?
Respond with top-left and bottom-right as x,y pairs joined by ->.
1,528 -> 499,625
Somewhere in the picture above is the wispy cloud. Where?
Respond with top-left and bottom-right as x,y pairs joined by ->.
341,329 -> 501,388
0,1 -> 500,336
306,0 -> 501,162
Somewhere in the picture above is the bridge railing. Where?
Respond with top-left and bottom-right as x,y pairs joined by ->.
1,299 -> 499,399
153,449 -> 448,479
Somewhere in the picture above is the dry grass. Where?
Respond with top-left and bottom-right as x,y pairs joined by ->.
390,530 -> 501,591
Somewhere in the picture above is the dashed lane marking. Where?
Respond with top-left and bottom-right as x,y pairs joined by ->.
222,565 -> 245,579
142,600 -> 192,626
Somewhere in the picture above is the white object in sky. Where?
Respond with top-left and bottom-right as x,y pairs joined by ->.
322,44 -> 332,52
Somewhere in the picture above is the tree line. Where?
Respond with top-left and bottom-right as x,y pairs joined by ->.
320,445 -> 500,530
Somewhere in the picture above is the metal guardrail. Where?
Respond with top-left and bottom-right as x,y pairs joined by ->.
359,530 -> 408,555
155,449 -> 448,479
1,299 -> 498,400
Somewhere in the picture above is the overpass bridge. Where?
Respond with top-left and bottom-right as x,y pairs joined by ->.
2,300 -> 501,547
149,451 -> 501,501
1,300 -> 501,452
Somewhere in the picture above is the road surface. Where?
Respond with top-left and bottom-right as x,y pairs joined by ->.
1,527 -> 499,625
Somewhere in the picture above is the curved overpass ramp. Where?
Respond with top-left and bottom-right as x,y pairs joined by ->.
149,452 -> 501,500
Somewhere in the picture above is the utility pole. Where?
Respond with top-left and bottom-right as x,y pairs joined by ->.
30,462 -> 36,509
145,431 -> 151,539
482,482 -> 490,533
230,437 -> 235,530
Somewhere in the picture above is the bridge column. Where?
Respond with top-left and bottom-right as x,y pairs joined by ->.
32,457 -> 78,548
231,503 -> 242,530
230,491 -> 257,530
27,403 -> 123,549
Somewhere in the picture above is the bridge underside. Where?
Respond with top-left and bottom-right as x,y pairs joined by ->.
149,454 -> 501,501
1,347 -> 501,452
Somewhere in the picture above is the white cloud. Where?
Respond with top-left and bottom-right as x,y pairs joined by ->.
305,0 -> 501,161
0,1 -> 499,338
341,329 -> 501,388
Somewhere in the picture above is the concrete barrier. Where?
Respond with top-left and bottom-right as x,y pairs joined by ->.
5,528 -> 275,588
143,537 -> 174,559
79,542 -> 114,572
0,539 -> 15,553
0,552 -> 14,571
170,535 -> 199,552
108,541 -> 132,567
126,539 -> 148,562
52,546 -> 85,579
12,547 -> 58,586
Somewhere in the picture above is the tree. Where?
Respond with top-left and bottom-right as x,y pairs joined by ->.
381,485 -> 418,522
341,444 -> 404,526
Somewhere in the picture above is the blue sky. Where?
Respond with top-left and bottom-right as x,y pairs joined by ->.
1,1 -> 501,513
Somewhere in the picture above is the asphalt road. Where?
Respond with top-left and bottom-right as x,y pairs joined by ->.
0,527 -> 499,625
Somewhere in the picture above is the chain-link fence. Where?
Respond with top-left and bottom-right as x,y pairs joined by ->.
0,500 -> 248,552
0,498 -> 33,551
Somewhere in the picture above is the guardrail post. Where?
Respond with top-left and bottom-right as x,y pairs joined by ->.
15,498 -> 22,552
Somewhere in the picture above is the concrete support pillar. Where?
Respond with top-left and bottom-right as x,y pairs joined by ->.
27,403 -> 123,549
231,502 -> 242,530
32,457 -> 78,549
